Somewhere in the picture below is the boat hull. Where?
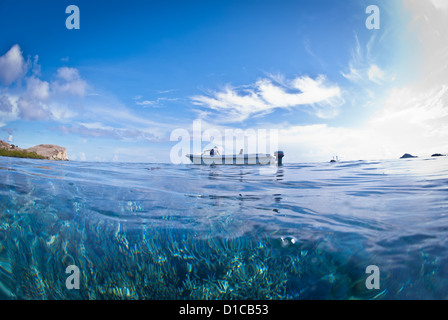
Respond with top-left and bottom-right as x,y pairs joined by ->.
186,154 -> 275,165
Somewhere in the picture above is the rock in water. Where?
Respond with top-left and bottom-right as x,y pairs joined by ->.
400,153 -> 418,159
26,144 -> 69,161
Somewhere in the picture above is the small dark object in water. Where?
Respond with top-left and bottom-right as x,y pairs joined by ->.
330,156 -> 339,163
431,153 -> 445,157
400,153 -> 418,159
147,167 -> 162,171
274,151 -> 284,166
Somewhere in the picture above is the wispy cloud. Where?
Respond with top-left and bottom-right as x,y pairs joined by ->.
52,99 -> 180,143
134,94 -> 179,108
279,87 -> 448,163
341,33 -> 389,85
0,44 -> 180,144
136,100 -> 156,106
191,75 -> 344,123
157,89 -> 178,94
430,0 -> 448,10
282,1 -> 448,162
135,97 -> 178,108
57,122 -> 163,142
367,64 -> 385,84
303,38 -> 325,68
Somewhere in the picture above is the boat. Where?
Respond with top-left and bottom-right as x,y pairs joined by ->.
330,156 -> 339,163
186,150 -> 284,166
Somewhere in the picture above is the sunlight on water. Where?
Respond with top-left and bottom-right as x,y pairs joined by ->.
0,156 -> 447,299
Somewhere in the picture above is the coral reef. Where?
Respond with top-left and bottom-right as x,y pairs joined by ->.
0,195 -> 368,300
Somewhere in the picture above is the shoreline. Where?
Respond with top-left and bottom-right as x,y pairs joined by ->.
0,140 -> 69,161
0,148 -> 47,160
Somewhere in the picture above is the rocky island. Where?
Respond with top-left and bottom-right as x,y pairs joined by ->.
0,140 -> 68,161
400,153 -> 418,159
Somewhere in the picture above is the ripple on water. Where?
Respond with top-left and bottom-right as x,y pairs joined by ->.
0,156 -> 448,299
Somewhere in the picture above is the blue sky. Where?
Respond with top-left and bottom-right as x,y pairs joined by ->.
1,0 -> 447,163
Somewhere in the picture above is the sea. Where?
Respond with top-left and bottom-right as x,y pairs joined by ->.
0,155 -> 447,300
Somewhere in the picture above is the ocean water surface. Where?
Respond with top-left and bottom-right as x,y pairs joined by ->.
0,155 -> 447,299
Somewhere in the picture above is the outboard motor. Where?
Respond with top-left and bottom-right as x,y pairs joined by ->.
274,151 -> 284,166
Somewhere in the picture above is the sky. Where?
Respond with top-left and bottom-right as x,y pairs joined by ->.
0,0 -> 447,163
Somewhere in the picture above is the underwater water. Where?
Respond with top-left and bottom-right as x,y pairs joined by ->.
0,155 -> 447,300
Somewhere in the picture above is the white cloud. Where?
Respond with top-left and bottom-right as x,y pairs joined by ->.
341,34 -> 389,86
341,34 -> 363,83
68,151 -> 86,162
13,77 -> 52,120
341,65 -> 362,83
54,102 -> 174,142
17,98 -> 52,121
134,95 -> 178,108
259,76 -> 341,107
158,89 -> 177,94
47,102 -> 78,121
367,85 -> 448,155
58,122 -> 161,142
278,124 -> 382,163
374,0 -> 448,155
191,75 -> 344,123
31,55 -> 41,76
0,95 -> 13,113
136,100 -> 155,106
56,67 -> 80,82
111,147 -> 158,163
0,45 -> 91,123
280,1 -> 448,163
278,86 -> 448,163
367,64 -> 385,84
0,44 -> 29,86
431,0 -> 448,10
52,67 -> 88,97
25,76 -> 50,101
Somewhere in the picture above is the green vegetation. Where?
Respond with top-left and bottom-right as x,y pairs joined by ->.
0,148 -> 46,159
